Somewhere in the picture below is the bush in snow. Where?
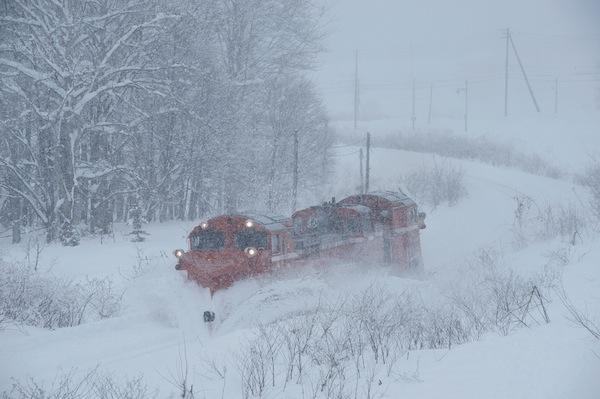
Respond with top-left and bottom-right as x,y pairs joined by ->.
1,369 -> 154,399
0,264 -> 123,330
2,277 -> 554,399
231,274 -> 552,399
374,130 -> 563,179
401,159 -> 467,208
511,195 -> 586,247
87,278 -> 124,320
579,160 -> 600,224
557,285 -> 600,341
448,249 -> 554,337
0,265 -> 88,329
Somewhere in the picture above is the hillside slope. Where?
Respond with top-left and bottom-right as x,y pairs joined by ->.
1,147 -> 599,398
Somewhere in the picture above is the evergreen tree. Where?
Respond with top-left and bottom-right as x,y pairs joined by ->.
59,221 -> 80,247
128,197 -> 148,243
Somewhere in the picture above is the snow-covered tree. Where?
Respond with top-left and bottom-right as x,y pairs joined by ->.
0,0 -> 331,242
0,0 -> 178,240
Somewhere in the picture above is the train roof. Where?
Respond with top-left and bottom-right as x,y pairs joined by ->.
193,212 -> 289,234
340,190 -> 416,208
342,204 -> 371,214
235,212 -> 289,232
369,190 -> 416,206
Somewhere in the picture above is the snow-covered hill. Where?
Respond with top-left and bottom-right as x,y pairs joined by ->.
1,146 -> 599,398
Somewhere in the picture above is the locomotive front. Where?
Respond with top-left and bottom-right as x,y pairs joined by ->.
174,215 -> 271,292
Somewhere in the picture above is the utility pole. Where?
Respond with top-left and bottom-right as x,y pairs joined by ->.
554,77 -> 559,114
456,81 -> 468,132
509,32 -> 540,112
504,28 -> 510,117
428,83 -> 433,124
411,79 -> 416,130
354,50 -> 359,130
464,80 -> 468,132
292,129 -> 299,211
365,132 -> 371,194
359,148 -> 364,194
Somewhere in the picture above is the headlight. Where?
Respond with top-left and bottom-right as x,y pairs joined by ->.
245,219 -> 254,228
245,247 -> 257,257
174,249 -> 185,258
200,222 -> 208,229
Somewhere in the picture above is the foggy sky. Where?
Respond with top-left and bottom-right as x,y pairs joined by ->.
313,0 -> 600,121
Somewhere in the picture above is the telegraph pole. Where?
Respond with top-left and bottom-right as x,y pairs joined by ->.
428,83 -> 433,124
292,129 -> 299,211
354,50 -> 359,130
504,28 -> 510,117
554,77 -> 559,114
509,32 -> 540,112
411,79 -> 416,130
365,132 -> 371,193
359,148 -> 364,194
464,80 -> 469,132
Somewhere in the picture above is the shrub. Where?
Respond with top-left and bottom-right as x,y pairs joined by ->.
511,195 -> 586,247
580,160 -> 600,223
401,159 -> 467,208
448,249 -> 554,336
232,272 -> 551,398
0,264 -> 123,330
1,370 -> 153,399
375,130 -> 562,179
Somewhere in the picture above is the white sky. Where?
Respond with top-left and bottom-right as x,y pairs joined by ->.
312,0 -> 600,121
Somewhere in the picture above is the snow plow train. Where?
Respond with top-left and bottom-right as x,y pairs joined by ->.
174,191 -> 426,304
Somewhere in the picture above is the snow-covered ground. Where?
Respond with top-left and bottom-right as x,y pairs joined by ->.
1,142 -> 599,398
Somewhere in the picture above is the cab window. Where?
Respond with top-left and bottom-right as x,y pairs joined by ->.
293,218 -> 303,235
190,230 -> 225,250
347,218 -> 362,233
235,230 -> 268,250
271,235 -> 283,253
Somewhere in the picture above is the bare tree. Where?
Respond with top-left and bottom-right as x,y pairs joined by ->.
0,0 -> 332,241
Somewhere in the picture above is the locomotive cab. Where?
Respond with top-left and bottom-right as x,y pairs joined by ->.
175,213 -> 289,292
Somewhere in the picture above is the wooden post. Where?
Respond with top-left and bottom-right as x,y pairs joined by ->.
365,132 -> 371,193
359,148 -> 364,194
504,28 -> 510,117
411,79 -> 416,130
464,80 -> 468,132
292,129 -> 299,211
428,83 -> 433,124
354,50 -> 359,130
554,77 -> 559,114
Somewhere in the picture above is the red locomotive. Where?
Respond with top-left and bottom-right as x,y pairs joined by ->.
174,191 -> 426,294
